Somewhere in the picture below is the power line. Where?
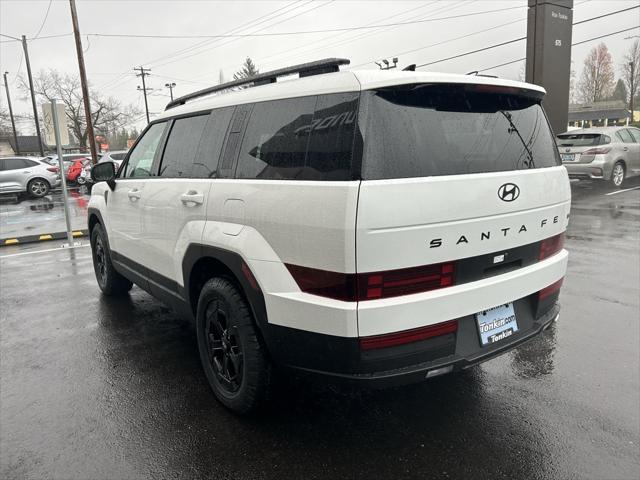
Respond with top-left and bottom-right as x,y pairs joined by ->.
352,17 -> 525,69
415,5 -> 640,70
572,4 -> 638,25
252,0 -> 449,71
143,0 -> 313,69
72,5 -> 527,41
33,0 -> 54,39
150,0 -> 334,70
416,37 -> 525,69
261,0 -> 463,72
477,26 -> 640,73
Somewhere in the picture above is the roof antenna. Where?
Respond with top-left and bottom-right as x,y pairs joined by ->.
402,64 -> 416,71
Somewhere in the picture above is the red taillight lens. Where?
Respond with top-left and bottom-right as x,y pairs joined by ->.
285,264 -> 357,302
539,233 -> 565,260
583,147 -> 611,155
46,166 -> 59,173
358,263 -> 455,300
360,320 -> 458,350
539,277 -> 563,300
285,262 -> 455,302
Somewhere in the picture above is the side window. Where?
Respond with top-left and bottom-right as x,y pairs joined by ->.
123,122 -> 167,178
159,114 -> 209,178
236,97 -> 316,180
25,159 -> 40,167
616,129 -> 634,143
3,158 -> 28,170
0,159 -> 5,170
306,93 -> 358,180
628,128 -> 640,143
192,106 -> 235,178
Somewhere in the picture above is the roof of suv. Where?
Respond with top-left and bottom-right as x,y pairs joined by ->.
157,69 -> 546,120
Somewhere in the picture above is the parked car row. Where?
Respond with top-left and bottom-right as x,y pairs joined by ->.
0,150 -> 128,198
556,126 -> 640,188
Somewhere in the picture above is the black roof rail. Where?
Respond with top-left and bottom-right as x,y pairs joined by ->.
165,57 -> 350,110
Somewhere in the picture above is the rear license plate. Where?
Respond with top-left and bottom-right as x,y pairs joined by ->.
475,303 -> 518,346
561,153 -> 575,162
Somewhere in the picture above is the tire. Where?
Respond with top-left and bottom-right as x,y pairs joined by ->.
196,277 -> 270,414
90,224 -> 133,295
27,178 -> 50,198
610,161 -> 625,188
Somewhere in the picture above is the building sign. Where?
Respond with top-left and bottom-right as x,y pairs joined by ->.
41,102 -> 70,146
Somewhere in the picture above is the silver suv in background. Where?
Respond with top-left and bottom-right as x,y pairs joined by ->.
0,156 -> 61,197
557,126 -> 640,187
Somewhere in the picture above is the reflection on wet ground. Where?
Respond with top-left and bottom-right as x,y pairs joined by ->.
0,180 -> 639,479
0,187 -> 90,237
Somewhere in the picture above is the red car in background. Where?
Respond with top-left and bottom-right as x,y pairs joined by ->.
67,158 -> 91,183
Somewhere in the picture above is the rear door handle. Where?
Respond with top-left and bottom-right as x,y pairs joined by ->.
127,189 -> 141,201
180,191 -> 204,206
623,147 -> 628,151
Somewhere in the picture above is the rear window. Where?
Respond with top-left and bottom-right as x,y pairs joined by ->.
557,133 -> 610,146
360,84 -> 560,180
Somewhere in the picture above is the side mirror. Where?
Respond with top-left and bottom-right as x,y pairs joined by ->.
91,161 -> 116,190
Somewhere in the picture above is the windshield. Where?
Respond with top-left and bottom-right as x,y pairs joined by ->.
556,133 -> 610,147
360,84 -> 560,179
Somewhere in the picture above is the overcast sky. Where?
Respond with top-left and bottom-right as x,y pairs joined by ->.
1,0 -> 639,133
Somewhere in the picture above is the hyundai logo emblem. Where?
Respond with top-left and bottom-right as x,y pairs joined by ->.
565,148 -> 571,153
498,183 -> 520,202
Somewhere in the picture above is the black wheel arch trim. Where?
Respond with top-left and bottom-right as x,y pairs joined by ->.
182,244 -> 269,335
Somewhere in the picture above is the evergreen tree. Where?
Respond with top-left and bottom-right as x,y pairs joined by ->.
233,57 -> 259,82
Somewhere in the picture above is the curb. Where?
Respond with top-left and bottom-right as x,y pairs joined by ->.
1,229 -> 88,247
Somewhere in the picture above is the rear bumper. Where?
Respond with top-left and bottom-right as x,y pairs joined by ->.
287,303 -> 559,388
564,157 -> 612,180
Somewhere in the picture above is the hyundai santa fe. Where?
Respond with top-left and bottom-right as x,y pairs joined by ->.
88,59 -> 570,413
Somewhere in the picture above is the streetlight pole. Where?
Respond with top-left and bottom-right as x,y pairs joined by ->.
69,0 -> 98,165
165,82 -> 176,101
22,35 -> 44,156
3,71 -> 20,155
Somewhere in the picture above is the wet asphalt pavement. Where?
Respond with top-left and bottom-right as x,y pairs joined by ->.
1,181 -> 639,480
0,188 -> 90,238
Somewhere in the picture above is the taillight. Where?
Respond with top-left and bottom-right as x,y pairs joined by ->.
582,147 -> 611,155
539,277 -> 563,300
358,263 -> 455,300
285,261 -> 456,302
360,320 -> 458,350
539,233 -> 565,260
46,167 -> 59,173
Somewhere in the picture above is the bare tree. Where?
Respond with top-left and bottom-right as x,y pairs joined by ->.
577,43 -> 615,103
20,69 -> 139,147
0,107 -> 15,136
620,39 -> 640,113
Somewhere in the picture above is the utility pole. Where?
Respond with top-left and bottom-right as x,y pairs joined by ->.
3,71 -> 20,155
22,35 -> 44,156
69,0 -> 98,165
135,66 -> 151,124
165,82 -> 176,101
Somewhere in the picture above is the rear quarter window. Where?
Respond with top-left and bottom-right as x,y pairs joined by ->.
360,84 -> 560,180
159,114 -> 210,178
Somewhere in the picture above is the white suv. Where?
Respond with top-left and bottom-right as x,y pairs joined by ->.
88,59 -> 570,413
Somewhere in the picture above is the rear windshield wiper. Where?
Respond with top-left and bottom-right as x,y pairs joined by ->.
500,110 -> 535,168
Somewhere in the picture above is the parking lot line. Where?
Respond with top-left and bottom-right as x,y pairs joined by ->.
604,186 -> 640,196
0,243 -> 90,259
